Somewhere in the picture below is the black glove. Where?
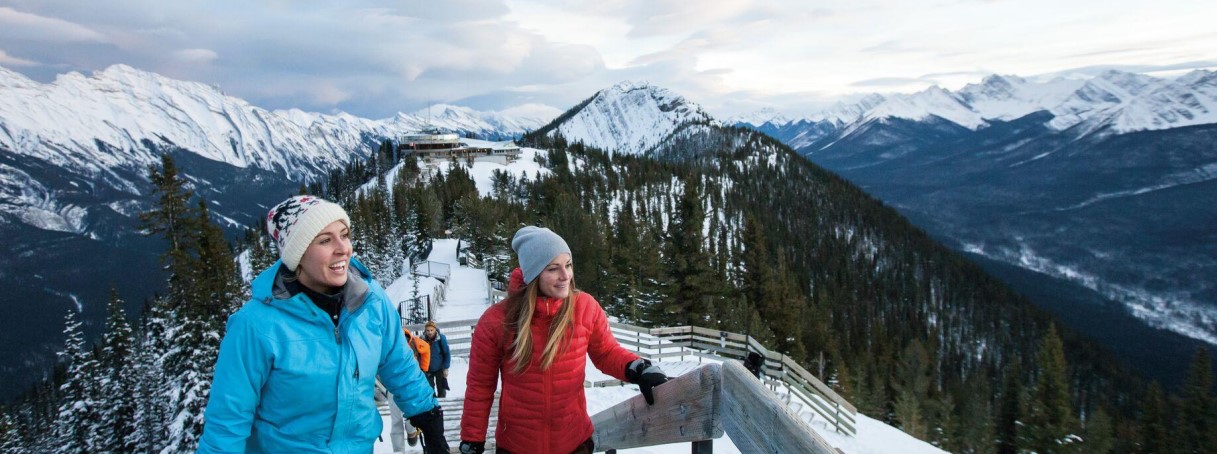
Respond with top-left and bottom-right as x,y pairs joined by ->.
625,358 -> 669,405
407,406 -> 451,454
459,440 -> 486,454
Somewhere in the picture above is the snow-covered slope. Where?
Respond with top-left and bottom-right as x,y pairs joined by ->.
738,70 -> 1217,136
0,64 -> 547,233
398,104 -> 550,140
547,81 -> 715,155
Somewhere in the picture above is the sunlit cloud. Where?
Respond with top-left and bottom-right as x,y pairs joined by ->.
0,1 -> 1213,120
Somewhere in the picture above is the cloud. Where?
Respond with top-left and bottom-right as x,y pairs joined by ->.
172,48 -> 218,64
496,103 -> 563,121
851,77 -> 927,87
0,49 -> 38,67
1,0 -> 1215,120
0,7 -> 107,43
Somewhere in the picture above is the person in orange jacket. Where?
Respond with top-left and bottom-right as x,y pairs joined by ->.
384,328 -> 435,452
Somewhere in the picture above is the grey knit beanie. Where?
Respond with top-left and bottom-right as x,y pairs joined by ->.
266,195 -> 351,271
512,226 -> 571,284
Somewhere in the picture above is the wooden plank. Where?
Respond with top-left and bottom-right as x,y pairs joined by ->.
689,326 -> 749,343
719,361 -> 838,454
592,364 -> 724,452
648,326 -> 694,336
609,322 -> 653,334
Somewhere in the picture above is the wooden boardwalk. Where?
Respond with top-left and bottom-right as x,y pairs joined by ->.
379,393 -> 500,453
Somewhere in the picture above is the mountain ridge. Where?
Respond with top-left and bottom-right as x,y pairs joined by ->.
734,69 -> 1217,143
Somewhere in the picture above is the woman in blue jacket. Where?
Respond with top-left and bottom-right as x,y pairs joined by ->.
199,195 -> 450,454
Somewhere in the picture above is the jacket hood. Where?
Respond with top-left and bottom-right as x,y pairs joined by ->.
508,267 -> 525,293
251,258 -> 375,320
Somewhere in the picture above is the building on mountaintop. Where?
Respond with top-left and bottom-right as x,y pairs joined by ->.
399,128 -> 521,166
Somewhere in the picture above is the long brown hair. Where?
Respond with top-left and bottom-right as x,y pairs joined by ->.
503,278 -> 578,374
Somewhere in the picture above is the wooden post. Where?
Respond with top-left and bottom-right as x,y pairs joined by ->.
591,364 -> 723,452
692,439 -> 713,453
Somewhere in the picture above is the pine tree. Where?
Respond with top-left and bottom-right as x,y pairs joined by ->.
53,310 -> 100,453
245,225 -> 278,279
1083,405 -> 1115,454
893,339 -> 932,440
1138,382 -> 1171,454
663,177 -> 717,325
1178,347 -> 1216,454
96,289 -> 137,453
130,299 -> 171,453
139,154 -> 197,303
997,362 -> 1023,454
160,200 -> 239,454
1024,325 -> 1080,453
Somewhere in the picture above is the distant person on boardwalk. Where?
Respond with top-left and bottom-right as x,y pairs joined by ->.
423,320 -> 452,398
378,327 -> 433,452
458,226 -> 670,454
198,195 -> 450,454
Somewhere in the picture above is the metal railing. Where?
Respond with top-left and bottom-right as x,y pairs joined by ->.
412,261 -> 451,282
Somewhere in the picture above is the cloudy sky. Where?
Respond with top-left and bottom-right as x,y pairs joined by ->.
2,0 -> 1215,120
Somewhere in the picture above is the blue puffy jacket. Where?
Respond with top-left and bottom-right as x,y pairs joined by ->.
198,258 -> 437,453
426,331 -> 450,372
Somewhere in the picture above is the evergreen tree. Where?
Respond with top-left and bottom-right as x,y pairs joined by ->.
893,339 -> 932,440
1138,382 -> 1171,454
130,299 -> 171,453
997,362 -> 1024,454
139,154 -> 197,302
1178,347 -> 1216,454
160,200 -> 239,454
0,411 -> 21,453
1024,325 -> 1080,453
245,225 -> 278,279
662,177 -> 717,325
1083,405 -> 1115,454
96,289 -> 137,453
53,310 -> 99,453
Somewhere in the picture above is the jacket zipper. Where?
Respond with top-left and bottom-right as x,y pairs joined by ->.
543,323 -> 552,454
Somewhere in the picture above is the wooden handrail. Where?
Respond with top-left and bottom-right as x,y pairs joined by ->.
592,363 -> 723,451
590,362 -> 839,453
607,321 -> 858,434
418,318 -> 859,439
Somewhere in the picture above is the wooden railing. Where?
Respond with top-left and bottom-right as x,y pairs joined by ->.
608,323 -> 857,436
408,318 -> 858,439
592,362 -> 840,453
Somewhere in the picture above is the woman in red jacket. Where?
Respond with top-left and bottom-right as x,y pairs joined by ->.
458,226 -> 669,454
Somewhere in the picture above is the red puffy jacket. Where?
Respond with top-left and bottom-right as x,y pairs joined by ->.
460,268 -> 638,453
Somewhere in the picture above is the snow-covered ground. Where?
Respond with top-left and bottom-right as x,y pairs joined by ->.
374,239 -> 946,454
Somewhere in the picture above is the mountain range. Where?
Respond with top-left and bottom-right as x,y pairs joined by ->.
721,70 -> 1217,367
4,61 -> 1215,397
0,64 -> 544,398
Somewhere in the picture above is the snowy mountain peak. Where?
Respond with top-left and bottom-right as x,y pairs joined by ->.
608,79 -> 651,93
727,107 -> 790,127
1176,69 -> 1217,87
548,81 -> 715,155
745,70 -> 1217,136
0,63 -> 547,234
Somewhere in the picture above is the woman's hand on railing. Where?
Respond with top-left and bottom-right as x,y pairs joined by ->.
625,359 -> 669,405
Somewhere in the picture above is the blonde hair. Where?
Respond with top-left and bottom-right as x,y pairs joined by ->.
504,278 -> 577,374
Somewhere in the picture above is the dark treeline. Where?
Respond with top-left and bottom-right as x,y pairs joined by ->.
2,124 -> 1214,453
